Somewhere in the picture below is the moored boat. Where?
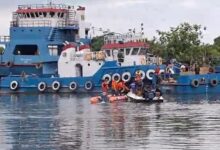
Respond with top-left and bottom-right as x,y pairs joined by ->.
160,70 -> 220,94
0,3 -> 91,77
126,91 -> 164,103
0,2 -> 178,94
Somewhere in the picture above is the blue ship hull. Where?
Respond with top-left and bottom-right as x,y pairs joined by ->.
161,74 -> 220,94
0,62 -> 165,93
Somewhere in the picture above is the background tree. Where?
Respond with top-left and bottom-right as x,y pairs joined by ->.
155,22 -> 206,65
214,36 -> 220,47
91,35 -> 104,51
0,47 -> 4,54
147,37 -> 166,57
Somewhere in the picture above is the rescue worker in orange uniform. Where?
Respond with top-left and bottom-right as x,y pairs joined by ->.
111,79 -> 118,96
118,80 -> 129,94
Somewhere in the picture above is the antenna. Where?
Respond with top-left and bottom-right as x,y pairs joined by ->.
47,0 -> 53,4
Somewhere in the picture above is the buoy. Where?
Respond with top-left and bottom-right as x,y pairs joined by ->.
210,78 -> 218,87
52,81 -> 61,91
38,82 -> 47,92
112,73 -> 121,82
146,69 -> 155,80
10,80 -> 18,91
102,74 -> 111,83
191,79 -> 199,88
90,96 -> 101,104
85,81 -> 93,91
122,72 -> 131,83
69,81 -> 77,91
108,95 -> 127,103
109,96 -> 117,103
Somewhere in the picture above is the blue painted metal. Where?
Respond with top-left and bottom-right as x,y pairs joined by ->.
161,73 -> 220,94
0,26 -> 88,76
0,61 -> 167,93
2,3 -> 217,94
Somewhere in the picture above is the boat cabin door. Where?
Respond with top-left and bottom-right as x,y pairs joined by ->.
112,49 -> 118,61
75,63 -> 83,77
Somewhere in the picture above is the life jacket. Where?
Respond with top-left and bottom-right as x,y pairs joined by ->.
111,80 -> 117,90
117,81 -> 124,91
155,67 -> 160,75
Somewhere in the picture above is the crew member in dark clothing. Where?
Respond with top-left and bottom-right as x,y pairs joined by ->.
143,85 -> 155,101
155,86 -> 162,97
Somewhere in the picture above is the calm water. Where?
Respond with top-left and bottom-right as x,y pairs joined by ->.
0,93 -> 220,150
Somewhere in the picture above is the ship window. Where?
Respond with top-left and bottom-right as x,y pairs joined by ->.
60,13 -> 64,18
58,12 -> 60,17
43,12 -> 47,17
125,48 -> 131,55
139,48 -> 146,55
35,12 -> 39,18
30,12 -> 35,18
13,45 -> 39,55
48,45 -> 63,56
105,49 -> 111,57
119,49 -> 124,54
23,13 -> 26,18
27,13 -> 30,18
131,48 -> 139,55
81,15 -> 85,21
48,45 -> 58,56
50,12 -> 55,17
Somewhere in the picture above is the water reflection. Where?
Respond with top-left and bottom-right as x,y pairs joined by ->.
0,93 -> 220,149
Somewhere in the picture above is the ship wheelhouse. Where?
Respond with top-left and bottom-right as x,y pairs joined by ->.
101,42 -> 150,66
0,3 -> 91,76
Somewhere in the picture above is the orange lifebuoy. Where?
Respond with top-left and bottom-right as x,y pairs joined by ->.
90,96 -> 101,104
109,96 -> 117,103
109,95 -> 127,103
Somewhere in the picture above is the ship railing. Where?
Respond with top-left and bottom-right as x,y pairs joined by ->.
67,20 -> 78,26
18,20 -> 52,27
0,36 -> 10,43
56,20 -> 79,28
17,4 -> 69,10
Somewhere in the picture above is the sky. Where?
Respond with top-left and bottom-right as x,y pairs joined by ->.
0,0 -> 220,43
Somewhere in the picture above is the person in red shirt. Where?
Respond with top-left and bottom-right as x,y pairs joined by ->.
117,80 -> 129,95
101,79 -> 109,102
155,65 -> 160,75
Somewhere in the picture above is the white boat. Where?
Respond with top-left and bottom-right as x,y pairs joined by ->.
127,91 -> 164,103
